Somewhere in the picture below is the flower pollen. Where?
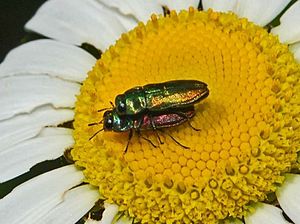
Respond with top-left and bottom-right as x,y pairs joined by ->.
72,8 -> 300,224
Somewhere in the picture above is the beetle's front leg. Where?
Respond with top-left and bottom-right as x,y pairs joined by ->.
124,129 -> 133,153
136,116 -> 158,148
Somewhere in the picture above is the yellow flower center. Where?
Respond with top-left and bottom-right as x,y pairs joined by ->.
72,8 -> 300,224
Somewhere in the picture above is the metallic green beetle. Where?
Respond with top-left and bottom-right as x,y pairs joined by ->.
102,107 -> 196,133
96,106 -> 196,152
114,80 -> 209,115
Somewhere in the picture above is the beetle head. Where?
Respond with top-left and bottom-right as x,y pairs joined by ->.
103,110 -> 114,131
115,94 -> 127,115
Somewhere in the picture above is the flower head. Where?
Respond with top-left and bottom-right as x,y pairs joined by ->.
73,7 -> 300,223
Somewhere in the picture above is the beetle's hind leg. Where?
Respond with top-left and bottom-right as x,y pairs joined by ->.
158,129 -> 190,149
136,130 -> 158,148
175,111 -> 201,131
188,122 -> 201,131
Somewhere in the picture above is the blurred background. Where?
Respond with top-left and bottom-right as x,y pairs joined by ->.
0,0 -> 72,200
0,0 -> 46,62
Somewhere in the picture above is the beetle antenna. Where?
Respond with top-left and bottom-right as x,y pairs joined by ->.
97,101 -> 115,112
89,128 -> 104,140
158,129 -> 190,149
97,107 -> 111,112
88,119 -> 103,126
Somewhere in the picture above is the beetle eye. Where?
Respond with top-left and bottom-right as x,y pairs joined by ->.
115,94 -> 126,114
103,112 -> 113,130
117,100 -> 126,113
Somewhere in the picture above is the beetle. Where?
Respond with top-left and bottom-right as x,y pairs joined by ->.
114,80 -> 209,115
89,106 -> 197,152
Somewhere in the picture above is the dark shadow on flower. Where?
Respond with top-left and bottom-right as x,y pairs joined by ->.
81,43 -> 102,60
0,156 -> 71,198
198,0 -> 203,11
264,0 -> 298,32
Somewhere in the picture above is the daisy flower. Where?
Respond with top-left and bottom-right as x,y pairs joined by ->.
1,0 -> 300,223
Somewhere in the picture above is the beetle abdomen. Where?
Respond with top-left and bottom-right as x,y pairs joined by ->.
144,80 -> 209,111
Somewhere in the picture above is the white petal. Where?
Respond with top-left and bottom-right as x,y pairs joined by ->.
99,0 -> 163,23
289,42 -> 300,62
235,0 -> 291,26
0,39 -> 96,82
244,202 -> 290,224
276,174 -> 300,224
36,185 -> 99,224
271,1 -> 300,44
0,127 -> 73,182
94,0 -> 138,31
25,0 -> 131,51
0,106 -> 73,150
202,0 -> 238,12
0,74 -> 79,121
0,165 -> 84,224
96,0 -> 132,16
85,219 -> 101,224
100,202 -> 119,224
114,13 -> 138,32
159,0 -> 199,11
39,126 -> 73,136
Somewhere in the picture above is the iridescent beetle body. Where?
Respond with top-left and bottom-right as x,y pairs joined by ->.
100,107 -> 196,152
103,107 -> 195,132
115,80 -> 209,115
89,80 -> 209,152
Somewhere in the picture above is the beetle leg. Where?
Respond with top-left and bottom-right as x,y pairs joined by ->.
174,111 -> 201,131
89,128 -> 104,140
136,118 -> 157,148
124,129 -> 133,153
158,129 -> 190,149
149,115 -> 164,145
137,130 -> 158,148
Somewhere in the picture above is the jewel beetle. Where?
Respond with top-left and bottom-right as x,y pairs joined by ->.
89,106 -> 196,152
114,80 -> 209,115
